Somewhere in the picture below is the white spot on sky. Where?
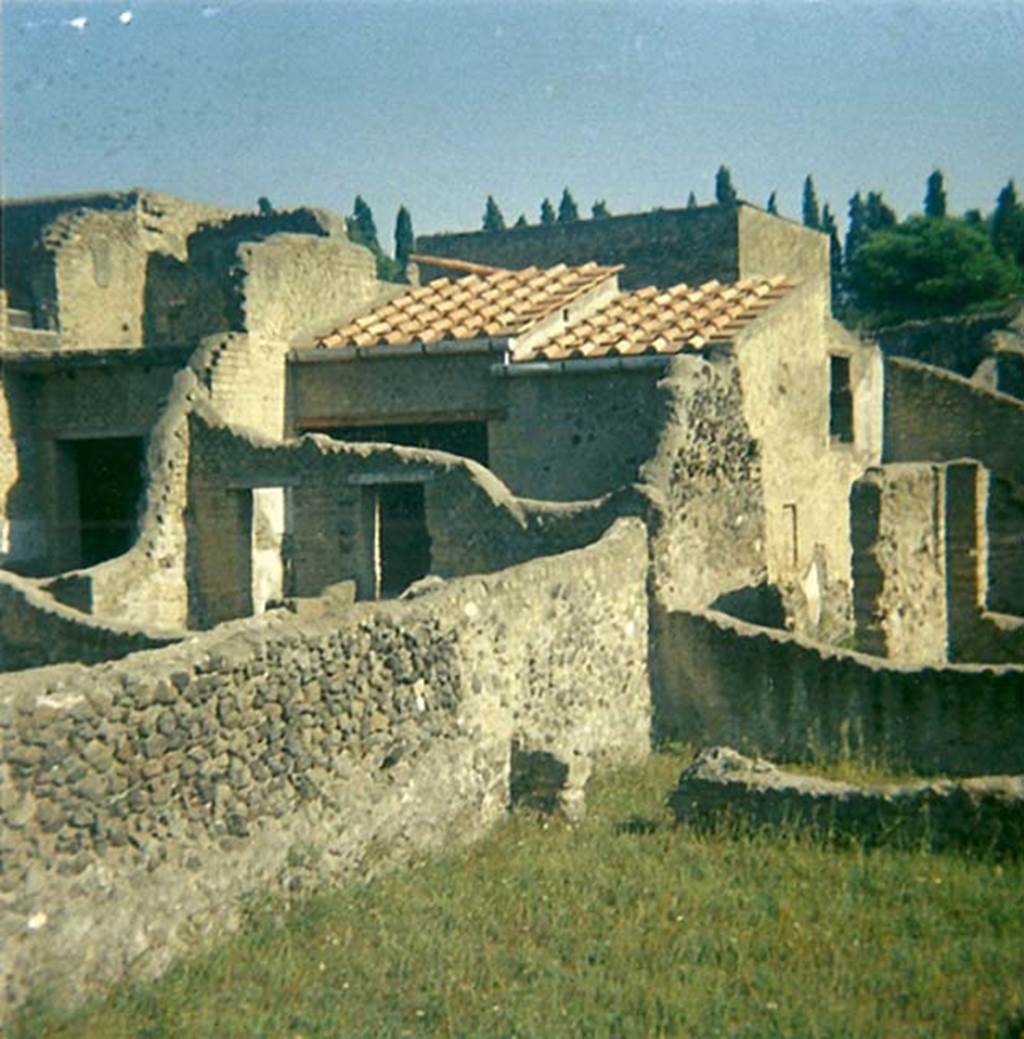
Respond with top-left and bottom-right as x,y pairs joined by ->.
201,6 -> 222,16
67,16 -> 88,32
119,11 -> 134,26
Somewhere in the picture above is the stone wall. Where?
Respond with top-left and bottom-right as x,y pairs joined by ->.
35,210 -> 148,347
874,308 -> 1017,379
187,403 -> 639,628
642,353 -> 767,611
0,569 -> 179,673
652,605 -> 1024,775
884,357 -> 1024,485
0,518 -> 651,1017
672,746 -> 1024,854
416,203 -> 827,299
289,350 -> 667,502
733,285 -> 882,639
851,464 -> 948,664
1,191 -> 235,339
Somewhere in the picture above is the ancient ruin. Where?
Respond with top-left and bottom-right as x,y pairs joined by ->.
1,189 -> 1022,1014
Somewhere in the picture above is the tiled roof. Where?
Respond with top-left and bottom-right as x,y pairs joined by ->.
521,276 -> 794,362
316,262 -> 620,349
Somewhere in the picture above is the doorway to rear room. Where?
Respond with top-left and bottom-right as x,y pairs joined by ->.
376,482 -> 430,598
68,436 -> 145,567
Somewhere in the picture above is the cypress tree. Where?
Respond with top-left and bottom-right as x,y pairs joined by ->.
714,166 -> 738,206
865,191 -> 897,231
924,169 -> 947,219
591,199 -> 610,219
394,206 -> 413,270
991,179 -> 1023,264
558,188 -> 580,223
482,195 -> 506,232
540,198 -> 556,225
350,195 -> 380,253
845,191 -> 868,267
802,175 -> 821,230
687,191 -> 698,209
513,214 -> 529,229
766,191 -> 778,215
257,196 -> 273,215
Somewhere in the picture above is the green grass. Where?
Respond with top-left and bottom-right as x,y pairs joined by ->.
13,748 -> 1024,1039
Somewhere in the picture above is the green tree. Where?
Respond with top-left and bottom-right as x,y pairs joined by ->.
348,195 -> 380,253
714,165 -> 738,206
991,179 -> 1024,266
513,213 -> 529,229
802,176 -> 821,230
687,191 -> 698,208
591,199 -> 610,219
847,216 -> 1021,325
766,191 -> 778,215
257,196 -> 273,215
845,191 -> 868,268
394,205 -> 413,271
540,198 -> 556,225
482,195 -> 506,232
558,188 -> 580,223
865,190 -> 897,231
924,169 -> 947,219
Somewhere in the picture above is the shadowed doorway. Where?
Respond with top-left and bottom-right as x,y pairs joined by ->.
69,437 -> 145,567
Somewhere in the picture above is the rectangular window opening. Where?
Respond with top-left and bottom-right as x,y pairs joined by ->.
829,355 -> 854,444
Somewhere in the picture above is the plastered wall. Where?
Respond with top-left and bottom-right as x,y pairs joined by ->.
0,519 -> 651,1018
734,285 -> 883,639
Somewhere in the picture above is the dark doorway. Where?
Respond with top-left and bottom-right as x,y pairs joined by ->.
71,437 -> 145,566
378,483 -> 430,598
323,421 -> 488,466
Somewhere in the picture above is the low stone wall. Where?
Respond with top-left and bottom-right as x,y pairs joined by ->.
653,606 -> 1024,775
0,570 -> 180,673
671,746 -> 1024,854
0,518 -> 651,1019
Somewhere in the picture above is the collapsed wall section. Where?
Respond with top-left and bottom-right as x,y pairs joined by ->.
0,518 -> 651,1018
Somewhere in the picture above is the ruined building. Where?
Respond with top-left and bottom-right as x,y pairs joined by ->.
0,190 -> 1020,665
1,189 -> 1022,1015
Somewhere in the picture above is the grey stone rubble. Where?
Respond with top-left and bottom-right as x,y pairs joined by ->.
671,746 -> 1024,853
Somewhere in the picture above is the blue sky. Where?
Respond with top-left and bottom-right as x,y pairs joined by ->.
3,0 -> 1023,246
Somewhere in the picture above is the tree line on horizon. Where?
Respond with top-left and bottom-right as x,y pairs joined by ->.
284,167 -> 1024,325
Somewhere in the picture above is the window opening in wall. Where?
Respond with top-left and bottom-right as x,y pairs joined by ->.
322,421 -> 488,466
377,483 -> 430,598
829,355 -> 854,443
69,437 -> 145,567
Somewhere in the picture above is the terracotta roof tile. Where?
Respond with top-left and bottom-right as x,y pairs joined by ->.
526,275 -> 795,363
315,264 -> 793,361
316,260 -> 622,350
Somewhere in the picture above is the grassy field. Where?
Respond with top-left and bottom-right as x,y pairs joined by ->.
12,748 -> 1024,1039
